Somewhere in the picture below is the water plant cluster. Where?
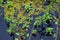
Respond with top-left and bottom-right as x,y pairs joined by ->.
0,0 -> 60,40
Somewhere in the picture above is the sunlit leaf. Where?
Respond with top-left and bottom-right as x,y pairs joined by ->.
46,27 -> 53,33
15,38 -> 18,40
24,4 -> 30,10
55,21 -> 58,25
6,29 -> 12,34
26,33 -> 29,37
32,29 -> 37,34
7,1 -> 13,6
22,24 -> 29,28
15,32 -> 20,36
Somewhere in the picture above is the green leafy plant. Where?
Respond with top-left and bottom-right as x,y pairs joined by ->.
32,29 -> 37,35
1,0 -> 59,40
46,27 -> 53,34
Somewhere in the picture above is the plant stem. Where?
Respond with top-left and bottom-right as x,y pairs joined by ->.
55,13 -> 59,40
28,26 -> 34,40
12,34 -> 14,40
55,24 -> 58,40
18,36 -> 21,40
17,26 -> 22,40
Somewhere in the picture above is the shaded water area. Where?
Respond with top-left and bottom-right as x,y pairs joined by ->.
0,6 -> 60,40
0,7 -> 12,40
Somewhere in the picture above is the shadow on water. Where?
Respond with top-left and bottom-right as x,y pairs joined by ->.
0,7 -> 12,40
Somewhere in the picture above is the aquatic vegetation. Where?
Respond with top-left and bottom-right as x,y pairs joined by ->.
0,0 -> 60,40
32,29 -> 37,35
46,27 -> 53,34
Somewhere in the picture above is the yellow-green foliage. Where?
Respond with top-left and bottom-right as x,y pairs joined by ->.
56,0 -> 60,4
3,0 -> 44,24
0,0 -> 59,40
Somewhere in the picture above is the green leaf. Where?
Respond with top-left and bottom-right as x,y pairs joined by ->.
4,16 -> 11,22
26,33 -> 29,37
0,0 -> 3,3
46,27 -> 53,33
9,23 -> 16,28
26,28 -> 28,31
34,20 -> 39,26
15,32 -> 20,36
6,29 -> 12,34
26,17 -> 33,21
25,4 -> 30,10
32,29 -> 37,34
22,24 -> 29,28
55,21 -> 58,25
56,0 -> 60,4
7,1 -> 13,6
15,38 -> 18,40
